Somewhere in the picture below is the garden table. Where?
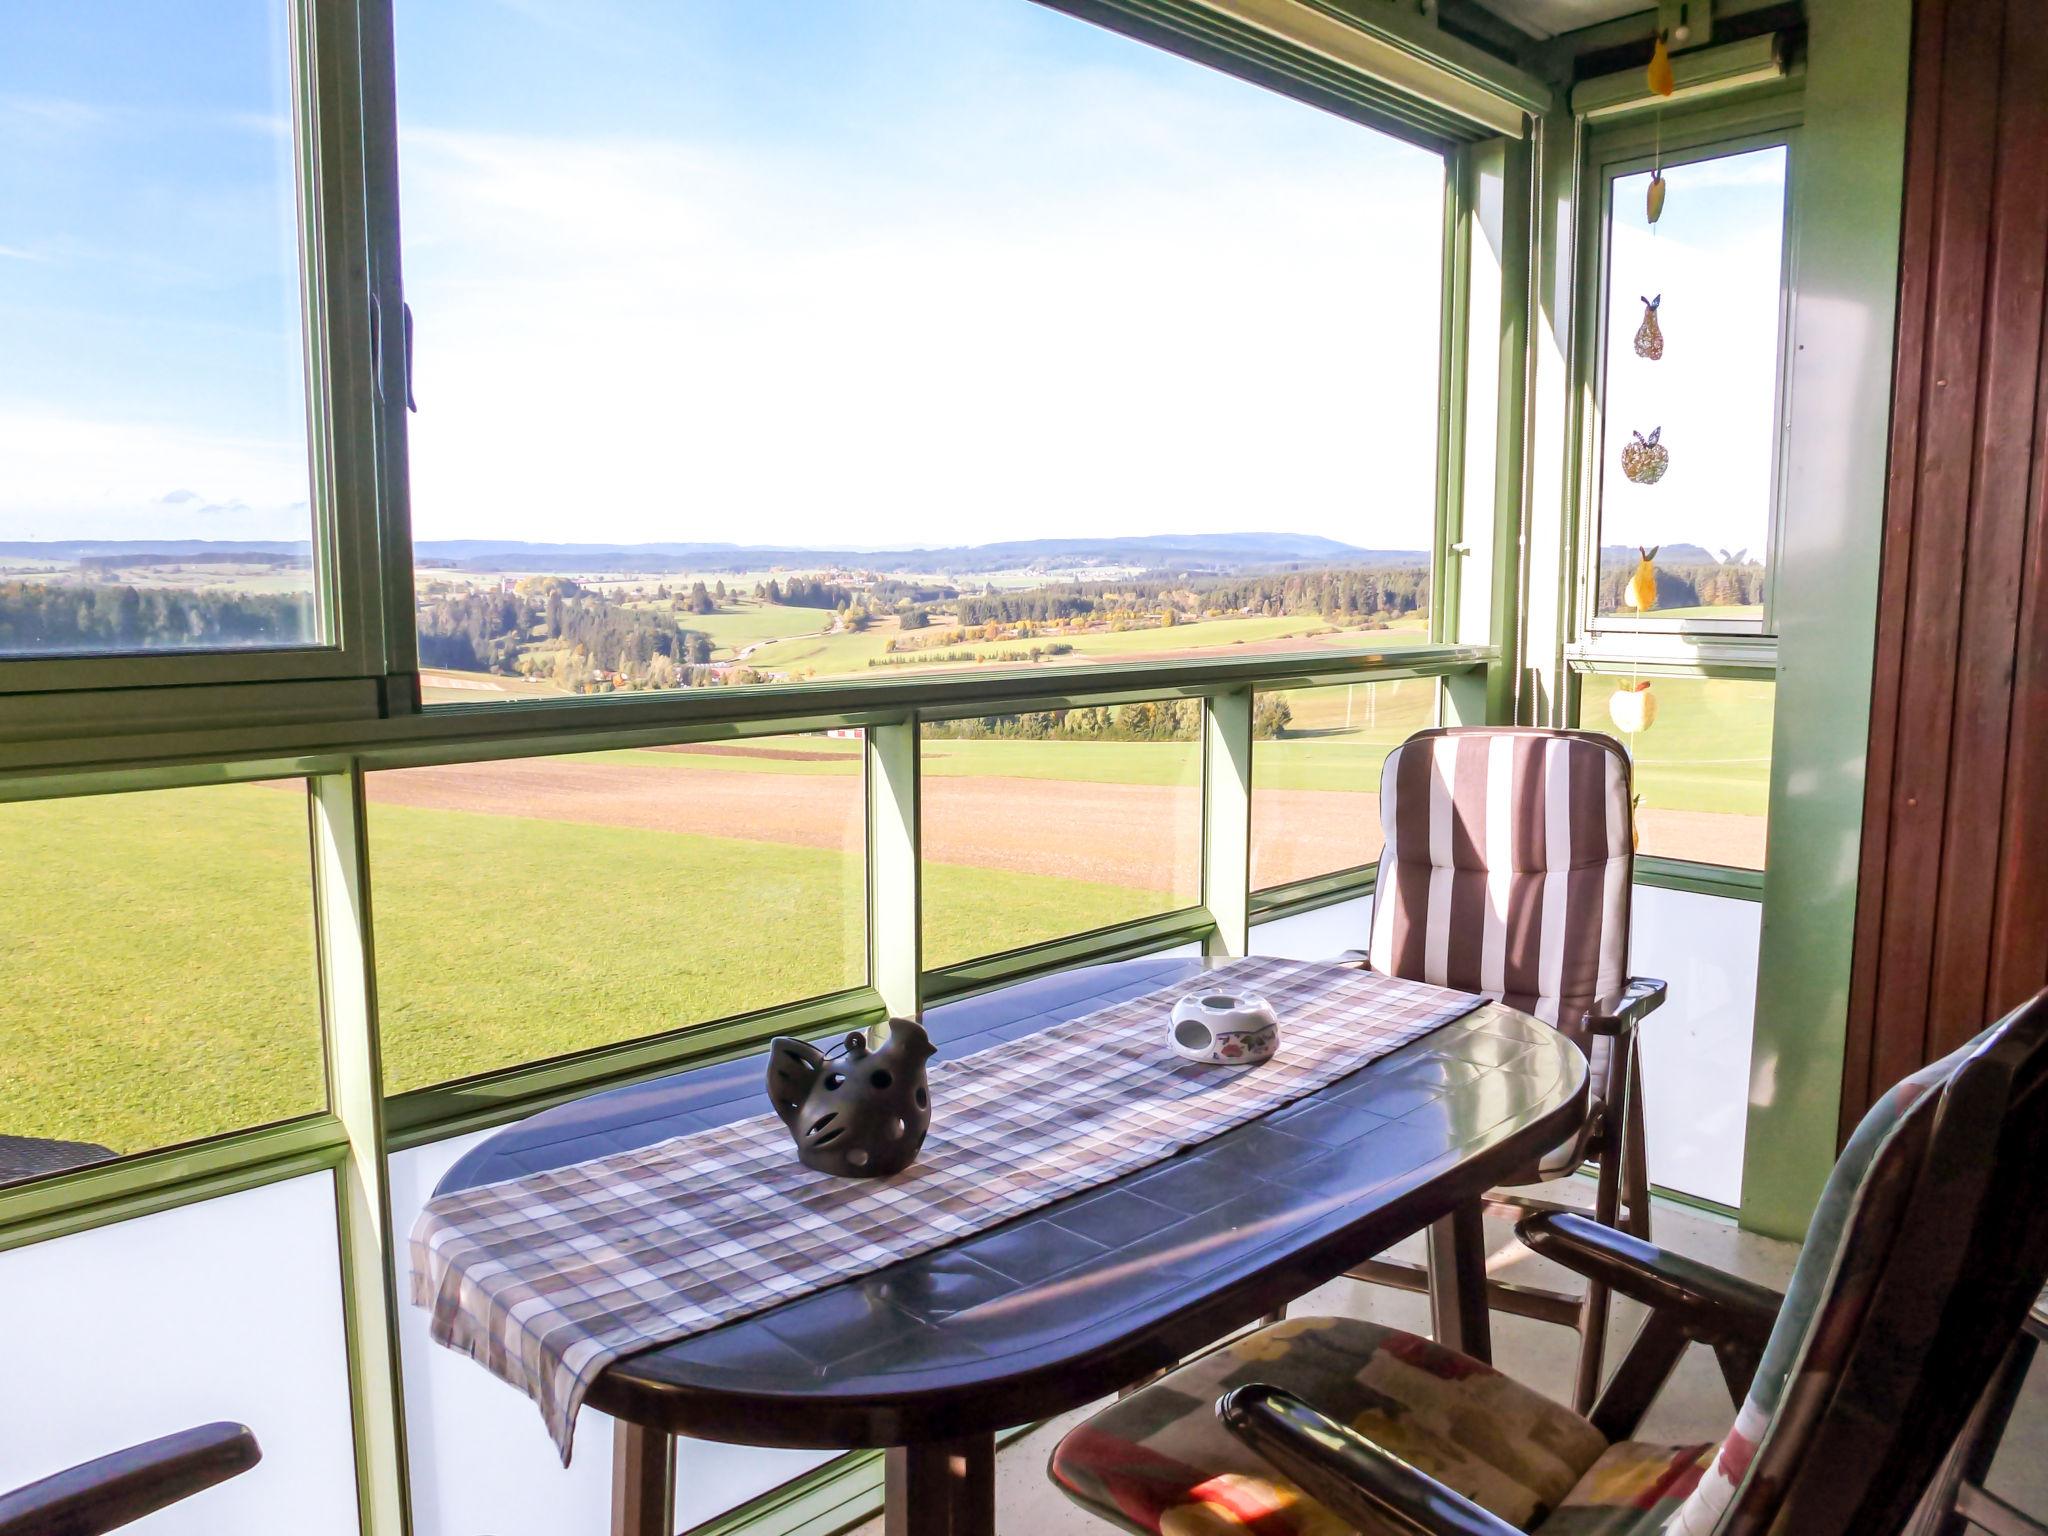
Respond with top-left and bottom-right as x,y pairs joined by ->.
434,956 -> 1588,1536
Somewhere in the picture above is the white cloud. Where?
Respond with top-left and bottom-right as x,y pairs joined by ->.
396,117 -> 1447,551
0,410 -> 311,542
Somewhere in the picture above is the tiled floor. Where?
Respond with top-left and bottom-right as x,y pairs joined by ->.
847,1185 -> 2048,1533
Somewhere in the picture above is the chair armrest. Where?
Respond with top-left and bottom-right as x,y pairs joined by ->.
1218,1384 -> 1522,1536
1585,977 -> 1667,1036
1517,1211 -> 1780,1351
0,1423 -> 261,1536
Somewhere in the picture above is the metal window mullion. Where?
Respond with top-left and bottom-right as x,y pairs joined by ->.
865,716 -> 923,1019
310,769 -> 413,1536
1201,688 -> 1255,958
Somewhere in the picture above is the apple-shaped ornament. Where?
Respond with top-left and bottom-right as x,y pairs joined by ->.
1609,680 -> 1658,735
1621,427 -> 1669,485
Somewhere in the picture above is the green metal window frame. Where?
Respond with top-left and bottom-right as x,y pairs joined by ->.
1553,91 -> 1804,896
0,3 -> 1564,1533
1572,110 -> 1803,649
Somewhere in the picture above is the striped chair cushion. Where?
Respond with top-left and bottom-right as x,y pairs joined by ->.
1367,729 -> 1632,1057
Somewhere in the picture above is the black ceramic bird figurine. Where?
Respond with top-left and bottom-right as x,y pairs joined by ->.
766,1019 -> 936,1178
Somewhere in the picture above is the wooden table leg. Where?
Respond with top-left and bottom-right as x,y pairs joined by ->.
1426,1201 -> 1493,1365
884,1432 -> 996,1536
611,1420 -> 676,1536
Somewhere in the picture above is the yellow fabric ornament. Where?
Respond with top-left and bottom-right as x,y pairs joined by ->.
1647,173 -> 1667,225
1647,33 -> 1676,97
1627,546 -> 1659,612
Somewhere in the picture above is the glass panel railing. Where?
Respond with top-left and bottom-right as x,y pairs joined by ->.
920,704 -> 1202,970
1250,677 -> 1437,891
0,780 -> 324,1186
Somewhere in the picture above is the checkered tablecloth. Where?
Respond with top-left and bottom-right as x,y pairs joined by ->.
410,956 -> 1479,1461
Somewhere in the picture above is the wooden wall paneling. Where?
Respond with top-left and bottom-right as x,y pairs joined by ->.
1843,0 -> 1950,1120
1931,2 -> 2048,1057
1987,307 -> 2048,1013
1845,0 -> 2048,1130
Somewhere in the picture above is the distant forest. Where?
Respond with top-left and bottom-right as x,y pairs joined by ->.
414,581 -> 716,683
941,566 -> 1430,629
0,582 -> 311,651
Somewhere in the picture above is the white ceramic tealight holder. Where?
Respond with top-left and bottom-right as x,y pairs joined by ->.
1168,991 -> 1280,1065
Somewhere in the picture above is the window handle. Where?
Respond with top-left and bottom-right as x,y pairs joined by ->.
402,302 -> 418,412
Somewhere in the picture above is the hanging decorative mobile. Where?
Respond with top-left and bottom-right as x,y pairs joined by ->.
1634,294 -> 1664,359
1621,429 -> 1669,485
1646,34 -> 1673,226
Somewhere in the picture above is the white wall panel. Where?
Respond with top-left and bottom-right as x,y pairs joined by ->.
1629,885 -> 1761,1207
0,1174 -> 359,1536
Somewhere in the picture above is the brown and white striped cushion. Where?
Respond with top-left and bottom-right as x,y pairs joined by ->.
1366,728 -> 1633,1058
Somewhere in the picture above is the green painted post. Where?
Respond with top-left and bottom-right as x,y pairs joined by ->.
1203,687 -> 1255,958
1444,132 -> 1532,728
310,769 -> 415,1536
1739,0 -> 1913,1239
866,717 -> 923,1019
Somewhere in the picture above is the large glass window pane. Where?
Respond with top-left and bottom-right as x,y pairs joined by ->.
1595,143 -> 1787,629
0,3 -> 317,656
0,782 -> 325,1186
369,735 -> 866,1092
1250,678 -> 1437,890
921,704 -> 1201,969
394,0 -> 1443,702
1579,675 -> 1774,869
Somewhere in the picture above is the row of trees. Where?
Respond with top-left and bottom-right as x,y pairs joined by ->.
920,695 -> 1292,742
936,564 -> 1433,630
0,582 -> 312,651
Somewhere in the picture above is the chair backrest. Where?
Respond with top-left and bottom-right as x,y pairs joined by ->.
1667,987 -> 2048,1536
1366,727 -> 1633,1053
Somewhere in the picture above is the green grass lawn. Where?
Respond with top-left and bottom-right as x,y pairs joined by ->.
0,785 -> 328,1153
660,599 -> 832,658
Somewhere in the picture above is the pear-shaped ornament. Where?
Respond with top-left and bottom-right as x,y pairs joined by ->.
1647,32 -> 1676,97
1627,546 -> 1660,611
1621,428 -> 1669,485
1634,295 -> 1664,359
1647,173 -> 1667,226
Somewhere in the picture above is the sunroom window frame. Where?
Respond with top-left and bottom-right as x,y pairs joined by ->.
1573,107 -> 1802,656
0,0 -> 403,706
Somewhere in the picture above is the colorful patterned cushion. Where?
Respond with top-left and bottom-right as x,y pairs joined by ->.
1048,1316 -> 1609,1534
1537,1442 -> 1716,1534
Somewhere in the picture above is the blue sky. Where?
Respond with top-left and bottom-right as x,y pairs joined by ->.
3,1 -> 1451,551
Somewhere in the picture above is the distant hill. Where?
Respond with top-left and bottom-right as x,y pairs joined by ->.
4,533 -> 1431,575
